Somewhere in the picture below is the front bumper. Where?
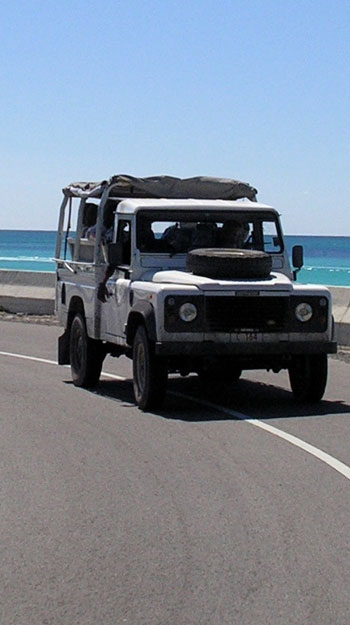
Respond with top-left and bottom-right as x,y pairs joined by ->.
155,340 -> 337,356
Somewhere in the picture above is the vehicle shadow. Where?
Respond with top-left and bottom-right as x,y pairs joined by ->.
75,374 -> 350,422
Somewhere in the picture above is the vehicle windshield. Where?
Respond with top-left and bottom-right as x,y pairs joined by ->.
136,210 -> 283,254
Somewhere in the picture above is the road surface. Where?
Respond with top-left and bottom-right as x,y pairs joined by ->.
1,320 -> 349,625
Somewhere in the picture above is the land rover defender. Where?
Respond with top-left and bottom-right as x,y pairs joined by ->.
55,175 -> 336,410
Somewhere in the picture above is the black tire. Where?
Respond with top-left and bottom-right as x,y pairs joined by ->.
70,313 -> 104,387
186,248 -> 272,279
132,325 -> 168,411
288,354 -> 328,402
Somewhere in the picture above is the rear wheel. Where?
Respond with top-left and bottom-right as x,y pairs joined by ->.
70,313 -> 104,387
288,354 -> 328,402
132,325 -> 168,410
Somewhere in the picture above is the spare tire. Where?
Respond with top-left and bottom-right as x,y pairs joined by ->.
186,248 -> 272,279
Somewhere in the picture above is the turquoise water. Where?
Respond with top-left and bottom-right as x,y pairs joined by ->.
0,231 -> 57,273
0,230 -> 349,286
285,235 -> 350,287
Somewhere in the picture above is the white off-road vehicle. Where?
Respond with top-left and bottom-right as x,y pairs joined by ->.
55,175 -> 337,410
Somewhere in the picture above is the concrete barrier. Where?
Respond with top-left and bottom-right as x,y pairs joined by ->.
329,286 -> 350,346
1,269 -> 349,345
0,270 -> 55,315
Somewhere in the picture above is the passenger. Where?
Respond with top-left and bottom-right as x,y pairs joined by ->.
81,203 -> 98,237
161,223 -> 193,253
86,223 -> 114,243
101,200 -> 117,243
97,221 -> 130,302
138,220 -> 156,251
86,202 -> 116,243
191,223 -> 216,249
218,220 -> 249,248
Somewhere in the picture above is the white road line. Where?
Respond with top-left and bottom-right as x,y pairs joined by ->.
0,351 -> 59,366
1,350 -> 350,481
0,351 -> 126,380
101,372 -> 126,381
170,391 -> 350,482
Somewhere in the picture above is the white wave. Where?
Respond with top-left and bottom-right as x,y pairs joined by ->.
0,256 -> 53,262
304,265 -> 350,271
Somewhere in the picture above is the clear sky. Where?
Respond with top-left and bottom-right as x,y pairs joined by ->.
0,0 -> 349,234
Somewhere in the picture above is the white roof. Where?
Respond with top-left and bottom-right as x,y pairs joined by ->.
116,198 -> 275,215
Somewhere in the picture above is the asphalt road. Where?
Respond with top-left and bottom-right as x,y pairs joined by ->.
1,320 -> 349,625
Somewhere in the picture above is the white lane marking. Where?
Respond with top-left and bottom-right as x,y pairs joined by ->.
0,351 -> 126,380
0,351 -> 59,366
1,350 -> 350,481
101,372 -> 126,380
170,391 -> 350,482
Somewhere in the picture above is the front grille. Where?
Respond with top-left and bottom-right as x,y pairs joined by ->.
205,296 -> 288,332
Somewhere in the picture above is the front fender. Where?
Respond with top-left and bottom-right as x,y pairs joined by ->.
126,301 -> 157,344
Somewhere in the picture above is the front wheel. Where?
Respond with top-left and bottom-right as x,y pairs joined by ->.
288,354 -> 328,402
132,325 -> 168,410
70,313 -> 104,387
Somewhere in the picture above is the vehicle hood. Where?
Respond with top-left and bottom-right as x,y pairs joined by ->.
151,270 -> 293,291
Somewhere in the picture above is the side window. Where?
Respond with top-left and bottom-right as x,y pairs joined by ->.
262,221 -> 282,253
117,220 -> 131,264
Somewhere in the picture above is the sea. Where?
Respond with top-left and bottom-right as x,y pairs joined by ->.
0,230 -> 349,287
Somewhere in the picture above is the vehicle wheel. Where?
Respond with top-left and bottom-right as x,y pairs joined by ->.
198,363 -> 242,387
186,248 -> 272,279
70,313 -> 104,387
288,354 -> 328,402
132,325 -> 168,410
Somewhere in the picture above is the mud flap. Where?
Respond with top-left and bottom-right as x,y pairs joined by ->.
58,330 -> 70,365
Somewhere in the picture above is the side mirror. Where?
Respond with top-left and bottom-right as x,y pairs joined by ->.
292,245 -> 304,280
107,242 -> 123,267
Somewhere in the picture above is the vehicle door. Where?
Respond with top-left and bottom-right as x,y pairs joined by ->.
101,219 -> 132,339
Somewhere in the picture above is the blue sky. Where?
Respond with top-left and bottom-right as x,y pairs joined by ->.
0,0 -> 349,234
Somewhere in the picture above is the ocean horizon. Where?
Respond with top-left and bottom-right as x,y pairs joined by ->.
0,230 -> 349,287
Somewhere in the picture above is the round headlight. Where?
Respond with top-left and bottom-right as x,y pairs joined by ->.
179,302 -> 197,322
295,302 -> 313,322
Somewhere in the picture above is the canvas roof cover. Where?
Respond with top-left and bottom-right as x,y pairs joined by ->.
63,175 -> 257,201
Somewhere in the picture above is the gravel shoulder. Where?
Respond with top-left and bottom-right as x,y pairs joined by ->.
0,311 -> 59,326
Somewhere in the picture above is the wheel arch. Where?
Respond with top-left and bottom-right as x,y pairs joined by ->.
67,296 -> 86,327
58,296 -> 86,365
126,301 -> 157,346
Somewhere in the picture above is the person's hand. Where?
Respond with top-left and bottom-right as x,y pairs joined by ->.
97,282 -> 109,303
